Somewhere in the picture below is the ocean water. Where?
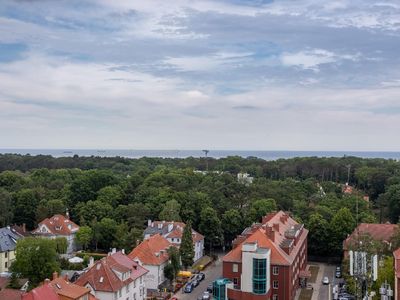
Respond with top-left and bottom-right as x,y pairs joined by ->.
1,149 -> 400,160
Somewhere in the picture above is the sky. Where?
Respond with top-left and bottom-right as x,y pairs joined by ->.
1,0 -> 400,151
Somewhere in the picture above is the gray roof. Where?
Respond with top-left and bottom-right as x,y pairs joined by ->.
0,227 -> 23,252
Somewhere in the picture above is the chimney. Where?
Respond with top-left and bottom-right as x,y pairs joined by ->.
112,248 -> 117,254
52,271 -> 58,280
265,226 -> 275,242
273,223 -> 279,232
89,257 -> 94,268
148,219 -> 152,227
66,209 -> 70,219
167,223 -> 173,232
22,223 -> 26,233
122,249 -> 125,255
44,278 -> 51,284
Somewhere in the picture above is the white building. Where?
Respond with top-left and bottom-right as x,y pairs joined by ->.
75,250 -> 148,300
128,234 -> 171,290
144,220 -> 204,262
32,214 -> 79,254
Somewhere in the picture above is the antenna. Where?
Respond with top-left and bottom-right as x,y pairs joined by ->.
202,150 -> 209,171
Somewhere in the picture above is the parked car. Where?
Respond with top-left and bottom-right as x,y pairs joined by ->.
322,276 -> 329,285
197,272 -> 205,281
336,266 -> 342,278
207,283 -> 213,293
192,279 -> 199,287
202,291 -> 211,300
184,283 -> 194,293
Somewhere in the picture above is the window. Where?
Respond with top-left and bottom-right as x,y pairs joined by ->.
5,252 -> 8,258
126,284 -> 129,293
253,258 -> 267,294
5,262 -> 8,269
140,276 -> 143,284
114,292 -> 118,300
232,263 -> 238,273
233,278 -> 239,287
118,289 -> 122,297
134,279 -> 136,288
273,266 -> 279,275
273,294 -> 278,300
273,280 -> 279,289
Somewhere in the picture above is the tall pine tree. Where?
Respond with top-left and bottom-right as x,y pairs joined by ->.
180,222 -> 194,268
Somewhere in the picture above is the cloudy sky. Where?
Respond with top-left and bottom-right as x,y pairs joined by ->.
1,0 -> 400,150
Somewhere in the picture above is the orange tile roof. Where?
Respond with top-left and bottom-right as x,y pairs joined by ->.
394,248 -> 400,260
33,214 -> 79,236
50,276 -> 90,299
343,223 -> 398,250
128,234 -> 171,266
111,251 -> 149,281
22,284 -> 59,300
0,289 -> 23,300
224,211 -> 308,266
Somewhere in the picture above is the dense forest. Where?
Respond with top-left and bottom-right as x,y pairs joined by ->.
1,154 -> 400,257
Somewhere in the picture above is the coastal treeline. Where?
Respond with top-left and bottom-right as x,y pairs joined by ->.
1,154 -> 399,257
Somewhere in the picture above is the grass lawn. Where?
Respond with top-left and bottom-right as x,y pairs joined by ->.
308,265 -> 319,283
298,289 -> 313,300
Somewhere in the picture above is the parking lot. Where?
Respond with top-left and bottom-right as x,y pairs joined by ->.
173,256 -> 222,300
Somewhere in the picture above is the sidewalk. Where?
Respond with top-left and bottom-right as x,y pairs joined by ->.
311,263 -> 325,300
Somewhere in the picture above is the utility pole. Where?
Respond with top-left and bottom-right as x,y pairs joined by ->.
347,164 -> 351,184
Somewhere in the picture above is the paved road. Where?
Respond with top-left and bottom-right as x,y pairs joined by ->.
173,257 -> 223,300
318,264 -> 336,300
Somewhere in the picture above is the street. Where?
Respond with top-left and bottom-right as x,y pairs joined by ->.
317,264 -> 336,300
173,257 -> 223,300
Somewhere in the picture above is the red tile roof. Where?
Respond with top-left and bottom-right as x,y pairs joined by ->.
75,253 -> 137,293
128,234 -> 171,266
0,289 -> 23,300
343,223 -> 398,250
223,211 -> 308,266
50,276 -> 90,299
111,251 -> 149,281
33,215 -> 79,236
22,284 -> 59,300
0,277 -> 10,289
147,221 -> 204,243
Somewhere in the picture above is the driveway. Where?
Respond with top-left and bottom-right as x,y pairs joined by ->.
173,257 -> 223,299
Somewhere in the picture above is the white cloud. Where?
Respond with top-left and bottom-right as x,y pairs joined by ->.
280,49 -> 360,71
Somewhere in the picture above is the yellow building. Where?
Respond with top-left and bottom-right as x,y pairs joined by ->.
0,227 -> 23,273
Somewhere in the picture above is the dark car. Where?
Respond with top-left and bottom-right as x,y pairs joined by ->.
207,283 -> 213,293
192,279 -> 199,287
184,283 -> 194,293
202,291 -> 211,300
197,272 -> 205,281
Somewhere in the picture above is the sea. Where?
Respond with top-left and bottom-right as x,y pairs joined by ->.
0,149 -> 400,160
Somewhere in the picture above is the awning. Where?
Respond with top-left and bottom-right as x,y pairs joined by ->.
299,269 -> 311,278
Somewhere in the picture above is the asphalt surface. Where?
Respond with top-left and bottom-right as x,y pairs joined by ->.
317,264 -> 338,300
173,257 -> 223,300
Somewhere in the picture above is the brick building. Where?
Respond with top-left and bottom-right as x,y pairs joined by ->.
222,211 -> 309,300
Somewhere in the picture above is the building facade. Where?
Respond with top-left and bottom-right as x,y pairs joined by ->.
223,211 -> 309,300
0,226 -> 24,273
75,251 -> 148,300
128,234 -> 171,290
32,214 -> 79,254
144,220 -> 204,261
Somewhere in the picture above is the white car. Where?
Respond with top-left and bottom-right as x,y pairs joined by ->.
322,276 -> 329,285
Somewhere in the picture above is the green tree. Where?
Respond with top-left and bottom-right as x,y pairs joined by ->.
96,218 -> 118,250
199,207 -> 223,252
11,238 -> 60,287
0,188 -> 13,227
75,226 -> 93,250
164,246 -> 181,282
35,199 -> 66,222
97,185 -> 124,207
222,209 -> 243,246
307,213 -> 329,255
248,198 -> 277,223
55,237 -> 68,254
180,222 -> 194,268
75,200 -> 113,225
385,184 -> 400,223
330,208 -> 356,255
159,199 -> 181,221
12,189 -> 41,230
